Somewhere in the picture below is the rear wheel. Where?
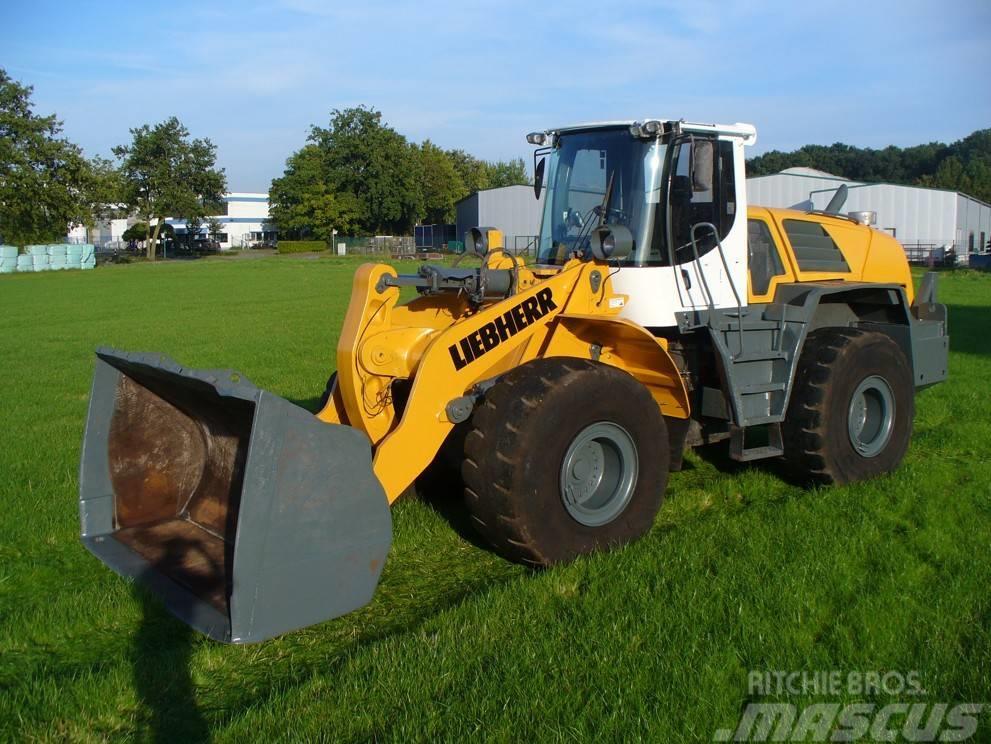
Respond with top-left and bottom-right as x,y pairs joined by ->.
783,328 -> 914,485
462,358 -> 669,566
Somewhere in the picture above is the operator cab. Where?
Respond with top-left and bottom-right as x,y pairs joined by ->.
529,120 -> 755,328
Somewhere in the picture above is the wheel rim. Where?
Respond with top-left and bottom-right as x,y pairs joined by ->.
559,422 -> 638,527
847,375 -> 895,458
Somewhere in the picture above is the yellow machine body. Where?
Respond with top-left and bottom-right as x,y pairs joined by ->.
318,254 -> 690,503
747,207 -> 914,305
78,118 -> 946,644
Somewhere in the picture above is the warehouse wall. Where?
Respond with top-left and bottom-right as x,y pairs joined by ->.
455,194 -> 479,248
746,172 -> 852,211
746,172 -> 988,248
844,184 -> 959,245
956,194 -> 991,253
456,185 -> 544,255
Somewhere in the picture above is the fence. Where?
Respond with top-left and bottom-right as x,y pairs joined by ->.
318,234 -> 536,258
901,242 -> 959,268
512,235 -> 539,257
332,236 -> 416,256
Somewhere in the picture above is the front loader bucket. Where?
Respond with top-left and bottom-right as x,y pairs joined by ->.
79,349 -> 391,643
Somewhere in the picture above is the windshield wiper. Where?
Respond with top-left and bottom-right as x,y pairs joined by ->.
594,169 -> 616,227
570,169 -> 616,259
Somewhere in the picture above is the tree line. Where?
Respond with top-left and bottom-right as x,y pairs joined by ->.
0,68 -> 227,259
4,63 -> 988,258
268,106 -> 529,241
0,68 -> 527,256
747,129 -> 991,204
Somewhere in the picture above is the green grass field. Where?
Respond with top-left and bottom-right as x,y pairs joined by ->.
0,257 -> 988,742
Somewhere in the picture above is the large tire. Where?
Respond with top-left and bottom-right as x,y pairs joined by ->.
783,328 -> 914,485
462,357 -> 669,566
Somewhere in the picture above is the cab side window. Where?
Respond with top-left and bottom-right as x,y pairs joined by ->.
747,219 -> 785,295
668,139 -> 737,265
783,219 -> 850,273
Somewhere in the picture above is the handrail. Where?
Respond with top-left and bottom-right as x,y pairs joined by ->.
689,222 -> 744,358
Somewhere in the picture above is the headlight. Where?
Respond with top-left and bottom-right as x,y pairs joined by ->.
527,131 -> 555,146
591,225 -> 633,261
629,119 -> 670,139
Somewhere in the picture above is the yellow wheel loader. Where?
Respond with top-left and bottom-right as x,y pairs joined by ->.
79,120 -> 949,643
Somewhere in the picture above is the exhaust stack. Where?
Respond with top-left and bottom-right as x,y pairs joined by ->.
824,184 -> 849,214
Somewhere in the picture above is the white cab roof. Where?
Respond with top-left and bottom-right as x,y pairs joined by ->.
545,120 -> 757,144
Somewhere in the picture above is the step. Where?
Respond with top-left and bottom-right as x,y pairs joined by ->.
732,351 -> 788,362
711,318 -> 782,332
729,422 -> 785,462
731,444 -> 785,462
739,382 -> 787,395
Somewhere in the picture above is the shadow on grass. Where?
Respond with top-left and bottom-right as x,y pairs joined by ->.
119,487 -> 520,735
131,587 -> 210,743
131,538 -> 212,743
414,461 -> 498,553
690,439 -> 817,489
943,303 -> 988,358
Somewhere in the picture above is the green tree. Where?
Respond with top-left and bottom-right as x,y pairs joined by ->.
206,216 -> 225,244
185,216 -> 203,248
269,144 -> 361,241
113,117 -> 226,260
486,157 -> 529,188
122,221 -> 172,245
0,68 -> 115,245
122,222 -> 149,243
419,140 -> 463,223
447,148 -> 490,198
309,106 -> 422,234
745,129 -> 991,203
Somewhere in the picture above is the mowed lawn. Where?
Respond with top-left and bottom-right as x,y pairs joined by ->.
0,256 -> 989,742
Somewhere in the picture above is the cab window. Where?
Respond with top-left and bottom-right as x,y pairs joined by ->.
666,138 -> 737,265
783,219 -> 850,273
747,219 -> 785,295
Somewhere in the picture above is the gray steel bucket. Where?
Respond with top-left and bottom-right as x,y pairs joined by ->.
79,349 -> 391,643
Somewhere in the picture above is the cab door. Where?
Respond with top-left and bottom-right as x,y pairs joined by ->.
667,136 -> 746,311
746,209 -> 794,303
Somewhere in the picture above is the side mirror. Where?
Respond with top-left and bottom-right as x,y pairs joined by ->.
691,141 -> 714,193
534,157 -> 546,199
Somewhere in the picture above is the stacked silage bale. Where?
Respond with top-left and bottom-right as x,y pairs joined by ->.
66,244 -> 84,270
80,244 -> 96,269
27,245 -> 49,272
0,245 -> 17,274
1,243 -> 99,274
48,243 -> 67,271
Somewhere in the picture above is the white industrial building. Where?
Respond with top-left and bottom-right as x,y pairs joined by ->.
747,168 -> 991,260
164,192 -> 273,249
69,192 -> 273,250
68,215 -> 130,246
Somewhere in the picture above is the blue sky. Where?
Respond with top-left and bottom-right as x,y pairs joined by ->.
2,0 -> 988,192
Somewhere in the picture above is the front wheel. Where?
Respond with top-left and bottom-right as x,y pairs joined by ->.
783,328 -> 915,485
462,358 -> 669,566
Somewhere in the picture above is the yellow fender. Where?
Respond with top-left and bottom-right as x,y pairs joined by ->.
542,314 -> 690,420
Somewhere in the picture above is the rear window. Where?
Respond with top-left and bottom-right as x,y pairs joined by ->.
783,219 -> 850,273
